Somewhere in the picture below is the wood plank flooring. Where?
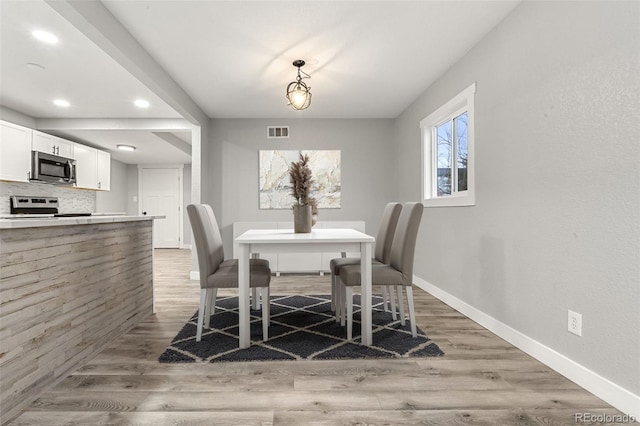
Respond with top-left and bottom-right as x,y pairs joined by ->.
9,249 -> 628,425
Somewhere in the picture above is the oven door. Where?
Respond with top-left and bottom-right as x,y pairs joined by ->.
31,151 -> 77,185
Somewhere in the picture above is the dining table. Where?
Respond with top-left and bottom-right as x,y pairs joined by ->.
234,228 -> 375,349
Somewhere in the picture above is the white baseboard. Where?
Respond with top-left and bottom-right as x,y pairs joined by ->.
413,275 -> 640,420
180,244 -> 192,250
190,271 -> 199,281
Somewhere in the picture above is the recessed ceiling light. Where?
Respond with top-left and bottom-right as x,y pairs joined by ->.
134,99 -> 150,108
32,30 -> 58,44
53,99 -> 70,107
117,144 -> 136,151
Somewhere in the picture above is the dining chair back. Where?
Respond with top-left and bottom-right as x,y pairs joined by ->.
202,204 -> 225,262
375,202 -> 403,263
389,201 -> 423,285
189,204 -> 224,287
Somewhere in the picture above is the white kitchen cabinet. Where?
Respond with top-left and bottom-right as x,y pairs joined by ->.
32,130 -> 73,158
73,143 -> 111,191
73,143 -> 98,189
0,120 -> 32,182
96,150 -> 111,191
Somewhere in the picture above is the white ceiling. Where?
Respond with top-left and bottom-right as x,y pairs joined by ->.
47,129 -> 192,165
0,0 -> 520,164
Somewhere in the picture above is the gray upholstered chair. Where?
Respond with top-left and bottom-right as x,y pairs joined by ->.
337,202 -> 423,339
202,204 -> 270,313
201,205 -> 268,311
330,202 -> 402,320
187,204 -> 271,342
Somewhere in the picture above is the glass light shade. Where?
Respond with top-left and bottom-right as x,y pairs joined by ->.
291,89 -> 307,108
286,82 -> 312,110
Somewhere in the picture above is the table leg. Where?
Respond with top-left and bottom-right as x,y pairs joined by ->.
238,244 -> 251,349
360,242 -> 373,346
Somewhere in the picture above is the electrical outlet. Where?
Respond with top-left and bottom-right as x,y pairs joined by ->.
568,310 -> 582,336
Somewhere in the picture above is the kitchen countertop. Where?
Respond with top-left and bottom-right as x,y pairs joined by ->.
0,214 -> 165,229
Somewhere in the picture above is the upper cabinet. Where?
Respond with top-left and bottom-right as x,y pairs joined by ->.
32,130 -> 73,158
73,143 -> 111,191
0,121 -> 32,182
97,150 -> 111,191
73,143 -> 98,189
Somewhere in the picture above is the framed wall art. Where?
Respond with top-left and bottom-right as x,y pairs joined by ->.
259,150 -> 341,209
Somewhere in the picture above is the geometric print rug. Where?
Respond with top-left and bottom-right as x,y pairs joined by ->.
158,294 -> 444,363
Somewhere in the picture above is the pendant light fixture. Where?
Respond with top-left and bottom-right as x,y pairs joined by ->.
286,60 -> 312,110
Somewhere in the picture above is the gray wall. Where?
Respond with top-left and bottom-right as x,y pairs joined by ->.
125,164 -> 139,216
393,1 -> 639,394
208,118 -> 396,255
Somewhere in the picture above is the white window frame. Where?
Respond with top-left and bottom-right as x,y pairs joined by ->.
421,83 -> 476,207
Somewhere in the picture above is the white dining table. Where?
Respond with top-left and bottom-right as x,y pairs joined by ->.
234,228 -> 375,349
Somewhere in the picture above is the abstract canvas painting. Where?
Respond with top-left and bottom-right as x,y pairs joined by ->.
259,150 -> 341,209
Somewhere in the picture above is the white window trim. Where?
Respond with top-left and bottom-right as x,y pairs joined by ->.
420,82 -> 476,207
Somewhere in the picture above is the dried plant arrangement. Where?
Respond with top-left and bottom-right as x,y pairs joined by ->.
289,153 -> 318,216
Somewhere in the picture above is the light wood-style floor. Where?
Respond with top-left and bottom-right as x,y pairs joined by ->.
10,249 -> 627,425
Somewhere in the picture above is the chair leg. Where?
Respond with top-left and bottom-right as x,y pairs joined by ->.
203,290 -> 211,329
330,272 -> 336,311
196,289 -> 207,342
396,286 -> 406,326
381,286 -> 389,312
389,286 -> 398,320
265,287 -> 271,325
252,288 -> 259,310
345,286 -> 353,340
261,287 -> 269,341
335,277 -> 343,323
406,286 -> 417,338
211,288 -> 217,314
204,288 -> 216,328
339,279 -> 347,326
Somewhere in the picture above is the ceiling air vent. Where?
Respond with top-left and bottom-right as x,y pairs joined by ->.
267,126 -> 289,139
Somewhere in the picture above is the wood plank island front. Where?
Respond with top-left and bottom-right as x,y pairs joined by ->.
0,215 -> 162,425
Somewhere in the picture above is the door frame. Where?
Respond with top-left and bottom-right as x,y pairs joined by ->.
138,164 -> 184,248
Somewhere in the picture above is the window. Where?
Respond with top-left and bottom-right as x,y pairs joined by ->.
421,83 -> 475,207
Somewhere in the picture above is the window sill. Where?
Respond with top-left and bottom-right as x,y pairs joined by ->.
422,193 -> 475,208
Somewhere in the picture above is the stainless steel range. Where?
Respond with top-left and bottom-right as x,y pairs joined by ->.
7,196 -> 91,218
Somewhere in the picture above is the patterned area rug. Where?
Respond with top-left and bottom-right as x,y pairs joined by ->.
159,294 -> 444,363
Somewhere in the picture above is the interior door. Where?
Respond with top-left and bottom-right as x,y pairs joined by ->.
140,168 -> 181,248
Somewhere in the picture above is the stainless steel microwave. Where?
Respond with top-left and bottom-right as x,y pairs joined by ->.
31,151 -> 77,185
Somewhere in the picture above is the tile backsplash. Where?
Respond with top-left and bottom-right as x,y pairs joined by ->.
0,181 -> 95,215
